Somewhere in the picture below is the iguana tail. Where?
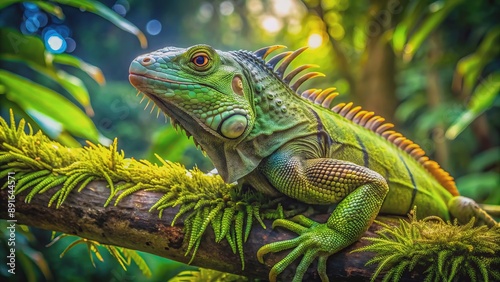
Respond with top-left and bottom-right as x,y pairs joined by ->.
448,196 -> 498,227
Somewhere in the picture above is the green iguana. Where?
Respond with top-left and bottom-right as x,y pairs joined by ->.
128,44 -> 497,281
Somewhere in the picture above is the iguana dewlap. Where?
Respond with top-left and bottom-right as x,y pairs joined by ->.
129,44 -> 497,282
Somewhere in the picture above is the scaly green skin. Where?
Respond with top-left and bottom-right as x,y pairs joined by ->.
129,44 -> 497,281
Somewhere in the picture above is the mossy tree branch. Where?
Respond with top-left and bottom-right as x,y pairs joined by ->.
1,112 -> 497,281
0,111 -> 398,280
0,179 -> 405,281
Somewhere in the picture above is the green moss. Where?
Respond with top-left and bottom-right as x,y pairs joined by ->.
0,110 -> 283,268
354,209 -> 500,282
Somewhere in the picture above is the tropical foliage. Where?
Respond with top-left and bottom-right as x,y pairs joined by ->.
0,0 -> 145,147
0,0 -> 498,281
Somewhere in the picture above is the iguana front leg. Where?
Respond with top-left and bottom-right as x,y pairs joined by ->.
257,152 -> 389,282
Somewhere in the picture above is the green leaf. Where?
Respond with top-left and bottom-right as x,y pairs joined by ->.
52,53 -> 105,85
16,250 -> 38,282
0,28 -> 95,113
55,69 -> 94,115
392,0 -> 429,53
32,63 -> 95,116
0,0 -> 24,9
395,94 -> 426,123
0,28 -> 46,67
51,0 -> 147,48
456,27 -> 500,94
30,1 -> 65,19
468,147 -> 500,173
0,0 -> 64,19
403,0 -> 464,62
446,72 -> 500,139
0,70 -> 99,142
123,250 -> 152,277
456,172 -> 500,204
0,1 -> 64,18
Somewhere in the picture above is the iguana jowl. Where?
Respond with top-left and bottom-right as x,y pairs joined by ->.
129,44 -> 497,281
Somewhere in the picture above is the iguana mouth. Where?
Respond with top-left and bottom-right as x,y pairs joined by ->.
129,72 -> 195,85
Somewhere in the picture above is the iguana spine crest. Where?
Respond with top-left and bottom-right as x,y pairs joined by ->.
254,45 -> 458,196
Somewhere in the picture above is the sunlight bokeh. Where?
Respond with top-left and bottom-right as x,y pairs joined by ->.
307,33 -> 323,48
261,15 -> 282,33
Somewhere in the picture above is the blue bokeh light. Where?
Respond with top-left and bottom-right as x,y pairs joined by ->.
112,4 -> 127,16
20,3 -> 76,53
65,37 -> 76,53
146,19 -> 162,36
22,2 -> 39,11
43,29 -> 67,53
24,17 -> 40,33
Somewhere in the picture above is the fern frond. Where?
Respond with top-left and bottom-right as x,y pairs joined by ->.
389,260 -> 409,282
471,256 -> 489,282
77,176 -> 96,192
114,183 -> 146,203
465,261 -> 478,282
122,249 -> 152,277
244,204 -> 253,242
220,206 -> 236,239
437,250 -> 449,277
447,256 -> 464,282
212,211 -> 223,242
370,253 -> 399,282
56,172 -> 90,208
235,209 -> 245,269
185,208 -> 204,257
171,202 -> 197,225
13,170 -> 50,193
195,202 -> 224,242
253,205 -> 266,229
105,245 -> 128,270
25,175 -> 66,203
187,207 -> 210,263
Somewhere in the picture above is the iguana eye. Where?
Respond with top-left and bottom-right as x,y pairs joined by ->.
192,53 -> 209,67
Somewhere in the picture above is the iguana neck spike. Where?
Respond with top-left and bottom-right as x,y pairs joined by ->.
254,45 -> 287,60
283,64 -> 318,85
276,47 -> 308,76
316,88 -> 339,108
267,51 -> 293,69
302,89 -> 321,100
253,46 -> 324,94
291,72 -> 325,92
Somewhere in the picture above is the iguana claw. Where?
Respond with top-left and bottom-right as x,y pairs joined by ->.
257,216 -> 349,282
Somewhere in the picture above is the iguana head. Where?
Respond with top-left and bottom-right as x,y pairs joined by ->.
129,44 -> 255,141
129,44 -> 318,183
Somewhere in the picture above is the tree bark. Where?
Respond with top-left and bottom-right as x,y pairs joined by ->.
426,32 -> 449,169
356,0 -> 397,122
0,179 -> 422,281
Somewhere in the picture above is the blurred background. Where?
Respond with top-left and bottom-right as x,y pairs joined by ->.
0,0 -> 498,281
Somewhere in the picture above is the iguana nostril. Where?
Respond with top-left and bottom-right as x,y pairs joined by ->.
140,57 -> 155,65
